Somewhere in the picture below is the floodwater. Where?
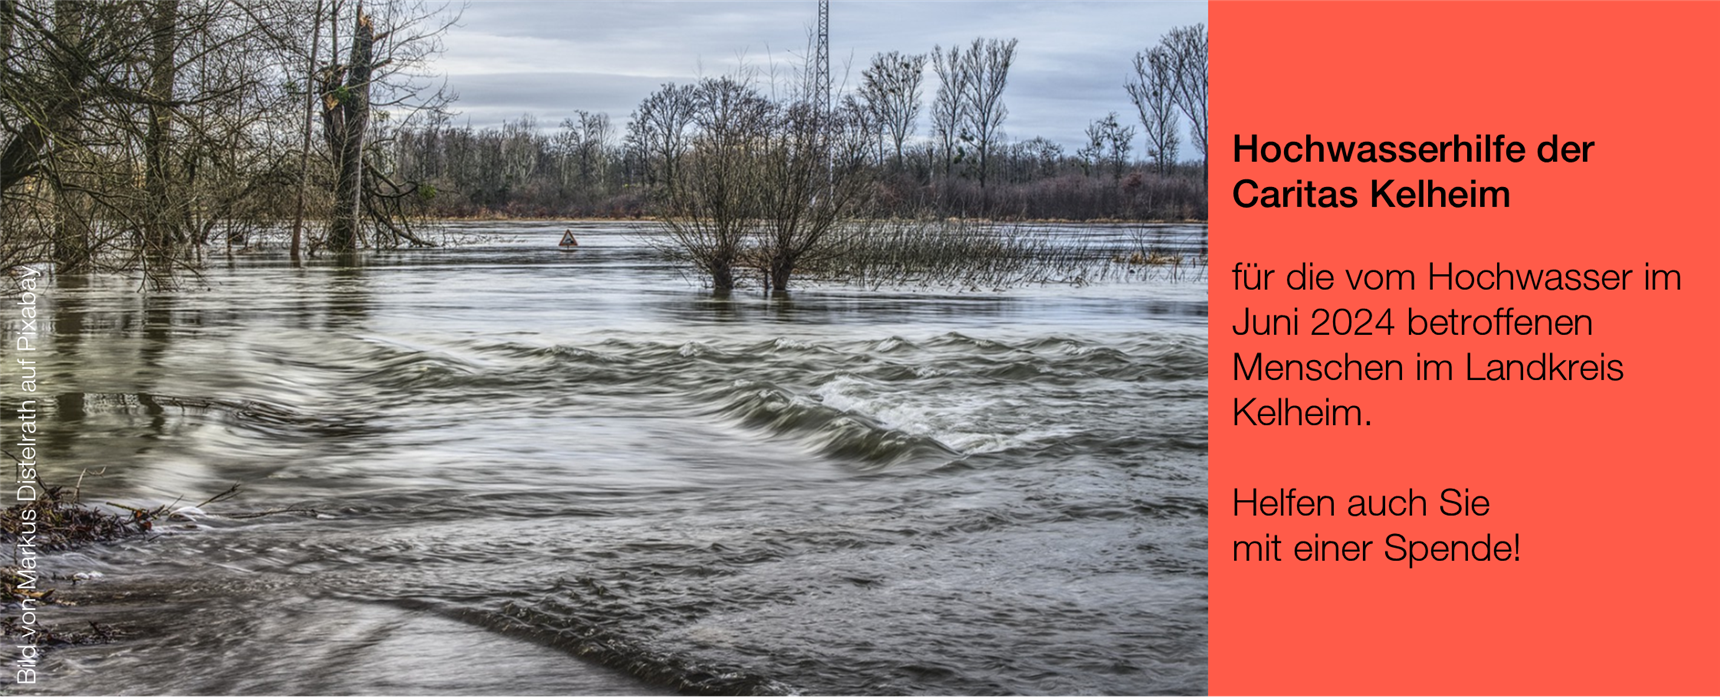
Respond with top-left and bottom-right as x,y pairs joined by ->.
10,222 -> 1208,695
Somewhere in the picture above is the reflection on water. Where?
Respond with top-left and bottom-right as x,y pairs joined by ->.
15,222 -> 1208,695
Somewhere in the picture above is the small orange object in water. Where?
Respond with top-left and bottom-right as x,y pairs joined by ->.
559,230 -> 579,247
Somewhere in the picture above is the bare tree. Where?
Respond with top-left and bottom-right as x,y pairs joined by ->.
1126,46 -> 1179,174
291,0 -> 326,262
0,0 -> 217,273
652,58 -> 875,296
496,114 -> 539,186
659,76 -> 773,294
572,110 -> 612,191
320,0 -> 455,253
48,0 -> 92,271
142,0 -> 180,270
0,0 -> 453,276
959,37 -> 1017,192
928,44 -> 967,180
320,7 -> 375,252
1018,136 -> 1063,180
1077,112 -> 1134,179
175,1 -> 311,256
754,94 -> 873,294
857,50 -> 925,169
1161,24 -> 1207,162
0,0 -> 13,60
546,111 -> 613,199
626,83 -> 696,189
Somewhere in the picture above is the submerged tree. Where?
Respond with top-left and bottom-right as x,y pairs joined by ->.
317,0 -> 454,253
142,0 -> 181,271
753,98 -> 873,293
658,76 -> 773,294
0,0 -> 458,278
0,0 -> 301,281
654,66 -> 874,296
291,0 -> 328,262
321,9 -> 374,252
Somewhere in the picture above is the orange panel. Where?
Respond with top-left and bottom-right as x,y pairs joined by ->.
1210,2 -> 1720,693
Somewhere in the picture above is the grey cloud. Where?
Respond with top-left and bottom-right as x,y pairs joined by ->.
439,1 -> 1207,152
444,71 -> 675,127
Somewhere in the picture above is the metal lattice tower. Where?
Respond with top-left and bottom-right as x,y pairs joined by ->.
815,0 -> 830,115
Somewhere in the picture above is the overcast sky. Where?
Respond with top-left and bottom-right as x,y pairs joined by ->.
436,1 -> 1206,153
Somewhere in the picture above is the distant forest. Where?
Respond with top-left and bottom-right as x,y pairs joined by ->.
388,115 -> 1208,223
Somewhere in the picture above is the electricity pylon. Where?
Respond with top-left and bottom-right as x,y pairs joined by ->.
815,0 -> 830,116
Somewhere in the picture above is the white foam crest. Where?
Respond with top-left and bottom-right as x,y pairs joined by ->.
810,375 -> 1064,455
769,337 -> 819,351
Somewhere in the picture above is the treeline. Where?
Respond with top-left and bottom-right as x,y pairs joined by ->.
0,0 -> 454,283
386,116 -> 1207,222
387,26 -> 1210,223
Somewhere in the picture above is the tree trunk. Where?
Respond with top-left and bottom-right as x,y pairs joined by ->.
0,123 -> 45,193
291,0 -> 325,262
51,0 -> 88,272
0,0 -> 15,64
0,4 -> 36,193
710,262 -> 735,295
143,0 -> 179,273
325,9 -> 375,253
769,260 -> 793,295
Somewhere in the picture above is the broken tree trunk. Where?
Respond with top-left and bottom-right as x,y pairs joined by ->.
323,9 -> 376,253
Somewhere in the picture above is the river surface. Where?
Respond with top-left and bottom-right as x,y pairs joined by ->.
12,222 -> 1208,695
